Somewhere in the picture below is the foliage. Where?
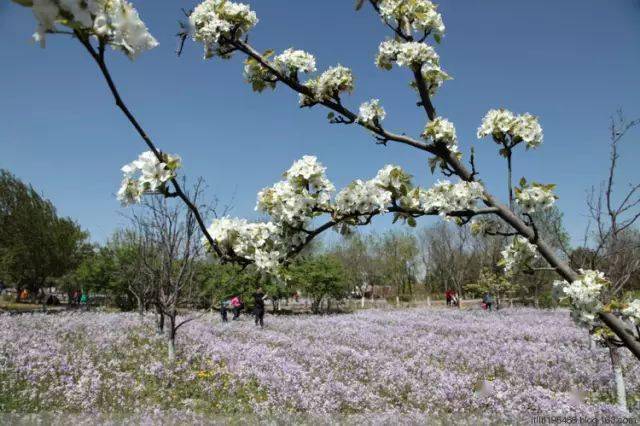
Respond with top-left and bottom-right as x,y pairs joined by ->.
0,169 -> 88,295
287,254 -> 349,313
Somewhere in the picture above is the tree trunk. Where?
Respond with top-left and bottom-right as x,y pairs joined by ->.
156,310 -> 165,335
609,345 -> 627,412
361,294 -> 365,308
167,315 -> 177,361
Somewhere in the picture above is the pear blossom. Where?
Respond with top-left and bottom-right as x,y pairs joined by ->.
373,164 -> 412,194
116,177 -> 142,206
421,117 -> 458,153
299,65 -> 354,106
376,40 -> 439,70
256,156 -> 334,227
204,216 -> 287,270
15,0 -> 158,58
556,270 -> 608,328
335,179 -> 392,217
190,0 -> 258,59
377,0 -> 445,41
243,53 -> 277,92
358,99 -> 386,125
623,300 -> 640,325
414,62 -> 452,96
273,48 -> 317,75
477,109 -> 543,149
515,182 -> 557,213
116,151 -> 180,205
418,180 -> 484,218
499,236 -> 539,275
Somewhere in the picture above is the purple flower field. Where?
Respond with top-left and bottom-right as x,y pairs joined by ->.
1,308 -> 639,423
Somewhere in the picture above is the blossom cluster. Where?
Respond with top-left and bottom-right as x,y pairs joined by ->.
205,217 -> 285,270
14,0 -> 158,58
256,155 -> 334,227
299,65 -> 355,106
421,117 -> 459,153
623,300 -> 640,325
1,309 -> 635,418
499,236 -> 539,275
117,151 -> 181,206
376,40 -> 438,69
376,0 -> 445,41
273,48 -> 317,76
335,179 -> 393,217
190,0 -> 258,59
204,156 -> 484,270
376,39 -> 450,95
555,270 -> 608,328
515,181 -> 557,213
244,48 -> 318,93
358,99 -> 386,125
477,109 -> 544,149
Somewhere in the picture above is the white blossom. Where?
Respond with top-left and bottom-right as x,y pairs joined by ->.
358,99 -> 386,125
273,48 -> 316,75
190,0 -> 257,59
116,151 -> 180,205
477,109 -> 543,149
377,0 -> 445,40
17,0 -> 158,58
556,270 -> 608,328
256,156 -> 334,227
300,65 -> 354,106
421,117 -> 458,153
335,179 -> 392,217
116,177 -> 142,206
499,236 -> 538,275
376,40 -> 439,70
417,181 -> 484,218
373,164 -> 411,194
623,300 -> 640,324
376,39 -> 450,95
515,182 -> 557,213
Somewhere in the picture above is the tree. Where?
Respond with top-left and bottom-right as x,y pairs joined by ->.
373,230 -> 418,304
0,170 -> 88,303
8,0 -> 640,358
131,187 -> 206,360
288,255 -> 349,314
331,234 -> 378,308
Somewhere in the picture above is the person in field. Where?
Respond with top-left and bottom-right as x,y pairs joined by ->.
483,293 -> 495,311
230,295 -> 242,320
445,289 -> 453,307
252,288 -> 267,328
219,299 -> 229,323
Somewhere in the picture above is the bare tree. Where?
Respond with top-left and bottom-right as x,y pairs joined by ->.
132,181 -> 208,360
581,111 -> 640,412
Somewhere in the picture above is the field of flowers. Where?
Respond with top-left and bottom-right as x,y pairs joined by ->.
1,308 -> 639,423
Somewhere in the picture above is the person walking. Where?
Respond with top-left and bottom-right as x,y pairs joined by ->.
483,293 -> 495,311
252,288 -> 267,328
445,289 -> 453,307
219,299 -> 229,323
230,295 -> 242,320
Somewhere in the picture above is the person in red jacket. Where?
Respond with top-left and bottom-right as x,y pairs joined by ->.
230,296 -> 242,320
445,289 -> 453,307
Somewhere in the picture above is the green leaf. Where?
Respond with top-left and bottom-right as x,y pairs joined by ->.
519,177 -> 527,187
407,216 -> 417,227
327,112 -> 335,121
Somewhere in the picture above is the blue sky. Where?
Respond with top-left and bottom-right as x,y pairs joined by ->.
1,0 -> 639,245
